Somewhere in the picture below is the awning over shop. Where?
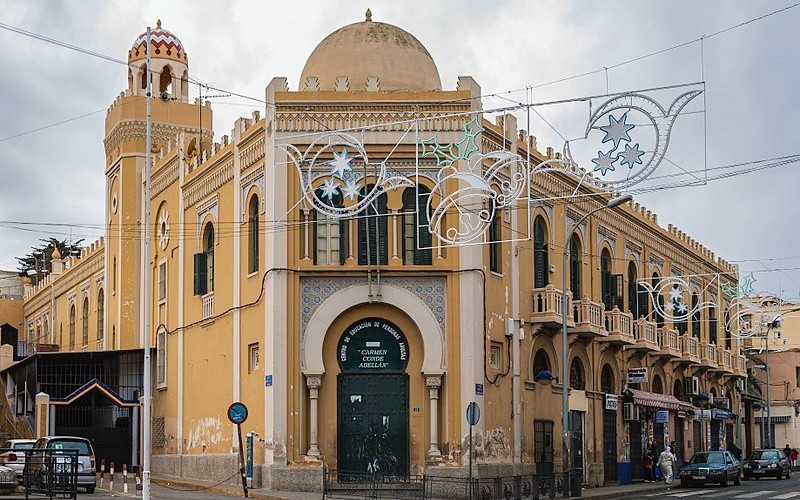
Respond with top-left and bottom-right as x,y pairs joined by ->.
627,388 -> 694,411
755,415 -> 791,423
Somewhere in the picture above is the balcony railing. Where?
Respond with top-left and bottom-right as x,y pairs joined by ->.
737,354 -> 747,375
603,307 -> 634,343
202,292 -> 214,320
531,285 -> 573,326
682,335 -> 700,363
634,318 -> 658,350
657,327 -> 681,357
720,349 -> 733,371
702,342 -> 718,368
572,298 -> 606,334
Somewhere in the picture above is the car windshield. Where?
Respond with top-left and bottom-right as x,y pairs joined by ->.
46,440 -> 90,455
690,452 -> 725,464
751,450 -> 780,461
13,443 -> 34,450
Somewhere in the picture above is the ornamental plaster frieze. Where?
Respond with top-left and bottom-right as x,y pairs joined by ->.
274,106 -> 469,133
299,275 -> 447,350
151,162 -> 179,199
625,240 -> 643,261
241,167 -> 266,218
196,195 -> 219,238
240,137 -> 265,171
565,207 -> 588,246
184,161 -> 234,208
597,224 -> 618,249
103,120 -> 212,157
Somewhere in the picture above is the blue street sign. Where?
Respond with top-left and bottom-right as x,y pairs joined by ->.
466,401 -> 481,426
265,374 -> 273,387
475,383 -> 484,396
227,402 -> 248,425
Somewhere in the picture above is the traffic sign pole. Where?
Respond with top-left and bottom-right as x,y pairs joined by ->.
466,402 -> 480,499
227,402 -> 250,498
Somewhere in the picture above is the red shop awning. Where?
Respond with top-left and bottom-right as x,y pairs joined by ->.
628,388 -> 693,411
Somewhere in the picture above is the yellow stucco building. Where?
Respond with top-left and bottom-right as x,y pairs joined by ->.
10,13 -> 752,492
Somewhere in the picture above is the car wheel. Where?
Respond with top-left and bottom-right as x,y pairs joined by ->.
86,486 -> 95,494
680,478 -> 690,488
733,473 -> 741,486
720,474 -> 728,487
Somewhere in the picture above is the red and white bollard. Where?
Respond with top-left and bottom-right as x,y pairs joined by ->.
99,459 -> 105,488
123,464 -> 128,493
109,461 -> 115,492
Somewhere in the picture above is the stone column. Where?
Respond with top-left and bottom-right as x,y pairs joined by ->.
426,375 -> 443,458
306,374 -> 322,457
35,392 -> 50,439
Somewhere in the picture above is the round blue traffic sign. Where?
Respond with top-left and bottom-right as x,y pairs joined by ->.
227,402 -> 248,425
466,401 -> 480,426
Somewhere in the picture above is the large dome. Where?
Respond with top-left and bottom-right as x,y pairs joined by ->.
129,20 -> 186,64
299,10 -> 441,92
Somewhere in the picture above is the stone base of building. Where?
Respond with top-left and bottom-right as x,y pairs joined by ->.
152,453 -> 241,486
259,463 -> 323,492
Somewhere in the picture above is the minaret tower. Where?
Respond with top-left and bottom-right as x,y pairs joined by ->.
103,21 -> 212,350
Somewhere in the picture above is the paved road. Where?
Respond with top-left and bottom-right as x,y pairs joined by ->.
623,475 -> 800,500
93,482 -> 246,499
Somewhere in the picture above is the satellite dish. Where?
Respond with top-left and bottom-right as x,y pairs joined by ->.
186,137 -> 197,158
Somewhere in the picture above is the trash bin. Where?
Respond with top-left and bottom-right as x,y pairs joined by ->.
617,462 -> 632,485
571,469 -> 582,497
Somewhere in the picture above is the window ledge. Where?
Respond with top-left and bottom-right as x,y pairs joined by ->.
490,271 -> 504,279
157,384 -> 167,392
247,271 -> 259,279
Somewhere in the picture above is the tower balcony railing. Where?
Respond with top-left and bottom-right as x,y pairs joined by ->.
202,292 -> 214,320
600,307 -> 635,345
531,285 -> 573,329
632,318 -> 659,351
570,297 -> 607,338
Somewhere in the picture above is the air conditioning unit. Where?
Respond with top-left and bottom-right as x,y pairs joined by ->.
687,376 -> 700,395
623,403 -> 639,421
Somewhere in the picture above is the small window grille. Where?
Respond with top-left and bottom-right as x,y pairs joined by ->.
249,343 -> 260,373
490,342 -> 502,369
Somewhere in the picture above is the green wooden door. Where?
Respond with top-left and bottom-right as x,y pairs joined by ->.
338,373 -> 409,480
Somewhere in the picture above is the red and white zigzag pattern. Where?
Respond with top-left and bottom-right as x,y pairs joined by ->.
131,28 -> 184,53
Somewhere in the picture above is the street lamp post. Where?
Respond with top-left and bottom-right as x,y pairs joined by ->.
561,194 -> 631,497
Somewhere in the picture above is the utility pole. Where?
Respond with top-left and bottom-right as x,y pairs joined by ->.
142,25 -> 153,500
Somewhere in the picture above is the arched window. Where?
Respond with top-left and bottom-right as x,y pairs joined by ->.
140,64 -> 148,90
673,379 -> 683,398
402,186 -> 432,265
194,223 -> 215,295
69,305 -> 76,350
675,286 -> 688,334
652,273 -> 664,327
652,374 -> 663,394
533,216 -> 548,288
358,186 -> 388,265
723,301 -> 732,349
97,289 -> 105,345
600,364 -> 615,394
489,201 -> 502,273
569,358 -> 585,390
314,189 -> 345,265
627,261 -> 638,316
533,349 -> 550,379
43,319 -> 49,342
709,305 -> 718,344
691,293 -> 700,337
248,195 -> 259,273
601,249 -> 616,311
569,234 -> 581,300
82,297 -> 89,347
159,65 -> 173,94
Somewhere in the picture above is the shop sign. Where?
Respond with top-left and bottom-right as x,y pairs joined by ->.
338,318 -> 409,373
712,397 -> 730,409
627,367 -> 648,384
694,409 -> 711,420
677,410 -> 686,419
605,394 -> 619,411
654,410 -> 669,424
712,409 -> 731,420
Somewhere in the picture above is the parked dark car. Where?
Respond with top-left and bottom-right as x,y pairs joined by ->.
742,449 -> 791,480
679,450 -> 741,487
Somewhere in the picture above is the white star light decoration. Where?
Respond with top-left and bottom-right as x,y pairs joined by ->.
590,113 -> 645,176
319,147 -> 363,202
638,277 -> 714,323
327,147 -> 354,178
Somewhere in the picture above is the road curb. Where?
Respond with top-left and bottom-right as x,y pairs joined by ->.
582,483 -> 673,499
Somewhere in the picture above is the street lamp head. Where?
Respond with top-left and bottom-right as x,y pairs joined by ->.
752,401 -> 764,410
607,194 -> 633,208
535,370 -> 557,385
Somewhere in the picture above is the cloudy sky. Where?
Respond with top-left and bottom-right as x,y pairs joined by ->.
1,0 -> 799,297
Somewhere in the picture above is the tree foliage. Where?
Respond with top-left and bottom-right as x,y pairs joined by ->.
15,238 -> 84,285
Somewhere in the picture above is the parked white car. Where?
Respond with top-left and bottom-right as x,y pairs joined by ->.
0,439 -> 36,480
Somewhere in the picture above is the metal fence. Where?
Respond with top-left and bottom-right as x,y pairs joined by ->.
323,469 -> 577,500
0,448 -> 79,499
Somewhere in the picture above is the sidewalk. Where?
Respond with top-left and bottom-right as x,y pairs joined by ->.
581,480 -> 673,499
151,474 -> 319,500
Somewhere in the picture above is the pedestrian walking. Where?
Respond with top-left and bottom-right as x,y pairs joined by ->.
644,450 -> 654,482
790,447 -> 798,473
784,444 -> 791,460
658,445 -> 676,484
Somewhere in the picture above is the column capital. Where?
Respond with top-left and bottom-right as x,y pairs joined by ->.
425,373 -> 443,389
305,373 -> 322,389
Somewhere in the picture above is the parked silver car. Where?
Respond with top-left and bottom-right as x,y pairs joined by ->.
26,436 -> 96,494
0,439 -> 36,480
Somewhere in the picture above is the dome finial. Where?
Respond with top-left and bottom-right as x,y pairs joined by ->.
365,9 -> 372,22
156,19 -> 162,29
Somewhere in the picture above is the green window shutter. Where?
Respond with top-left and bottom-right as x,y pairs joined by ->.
338,219 -> 347,265
416,189 -> 432,265
193,252 -> 207,296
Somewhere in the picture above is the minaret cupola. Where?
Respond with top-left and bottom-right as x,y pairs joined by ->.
127,20 -> 189,101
